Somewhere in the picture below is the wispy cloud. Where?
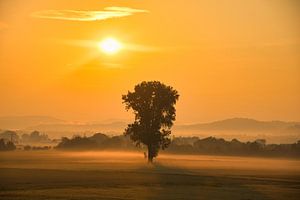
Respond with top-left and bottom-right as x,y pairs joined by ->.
31,7 -> 148,21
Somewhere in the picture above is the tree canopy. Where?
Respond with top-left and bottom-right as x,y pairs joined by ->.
122,81 -> 179,162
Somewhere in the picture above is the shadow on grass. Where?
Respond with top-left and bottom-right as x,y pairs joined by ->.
134,161 -> 273,200
0,162 -> 296,200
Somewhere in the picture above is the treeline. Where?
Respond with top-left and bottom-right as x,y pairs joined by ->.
56,133 -> 300,158
0,130 -> 52,144
1,131 -> 299,158
0,130 -> 55,151
23,145 -> 52,151
168,137 -> 300,157
56,133 -> 136,150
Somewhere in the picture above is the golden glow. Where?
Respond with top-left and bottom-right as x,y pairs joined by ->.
98,38 -> 122,55
0,0 -> 299,123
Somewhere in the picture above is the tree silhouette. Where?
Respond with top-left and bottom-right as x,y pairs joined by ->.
122,81 -> 179,162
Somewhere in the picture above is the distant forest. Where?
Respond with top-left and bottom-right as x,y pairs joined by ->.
56,133 -> 300,158
0,130 -> 299,158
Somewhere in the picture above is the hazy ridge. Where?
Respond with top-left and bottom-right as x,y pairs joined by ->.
0,116 -> 299,143
1,116 -> 299,130
176,118 -> 300,132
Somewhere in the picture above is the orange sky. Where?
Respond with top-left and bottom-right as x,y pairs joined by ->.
0,0 -> 299,123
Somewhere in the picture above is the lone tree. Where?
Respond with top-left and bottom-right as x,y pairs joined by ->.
122,81 -> 179,162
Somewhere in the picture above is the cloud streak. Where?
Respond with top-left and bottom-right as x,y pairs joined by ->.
31,7 -> 148,21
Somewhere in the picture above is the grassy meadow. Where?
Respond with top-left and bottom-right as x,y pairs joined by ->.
0,151 -> 300,200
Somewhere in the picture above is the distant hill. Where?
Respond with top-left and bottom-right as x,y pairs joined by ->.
0,116 -> 65,130
1,116 -> 299,133
26,121 -> 127,133
1,116 -> 299,143
175,118 -> 300,132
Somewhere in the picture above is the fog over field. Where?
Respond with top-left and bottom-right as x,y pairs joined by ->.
1,151 -> 299,174
1,151 -> 300,200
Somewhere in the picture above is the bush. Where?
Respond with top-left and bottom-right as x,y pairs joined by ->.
0,139 -> 16,151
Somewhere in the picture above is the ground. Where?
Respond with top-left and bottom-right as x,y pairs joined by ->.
0,151 -> 300,200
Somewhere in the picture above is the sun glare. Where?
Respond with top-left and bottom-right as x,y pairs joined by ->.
98,38 -> 122,55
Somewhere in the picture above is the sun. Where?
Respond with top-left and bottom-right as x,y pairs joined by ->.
98,38 -> 122,55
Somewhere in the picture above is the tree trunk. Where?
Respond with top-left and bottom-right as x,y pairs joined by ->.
147,145 -> 153,163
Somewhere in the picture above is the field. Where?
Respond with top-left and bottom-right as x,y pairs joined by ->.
0,151 -> 300,200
